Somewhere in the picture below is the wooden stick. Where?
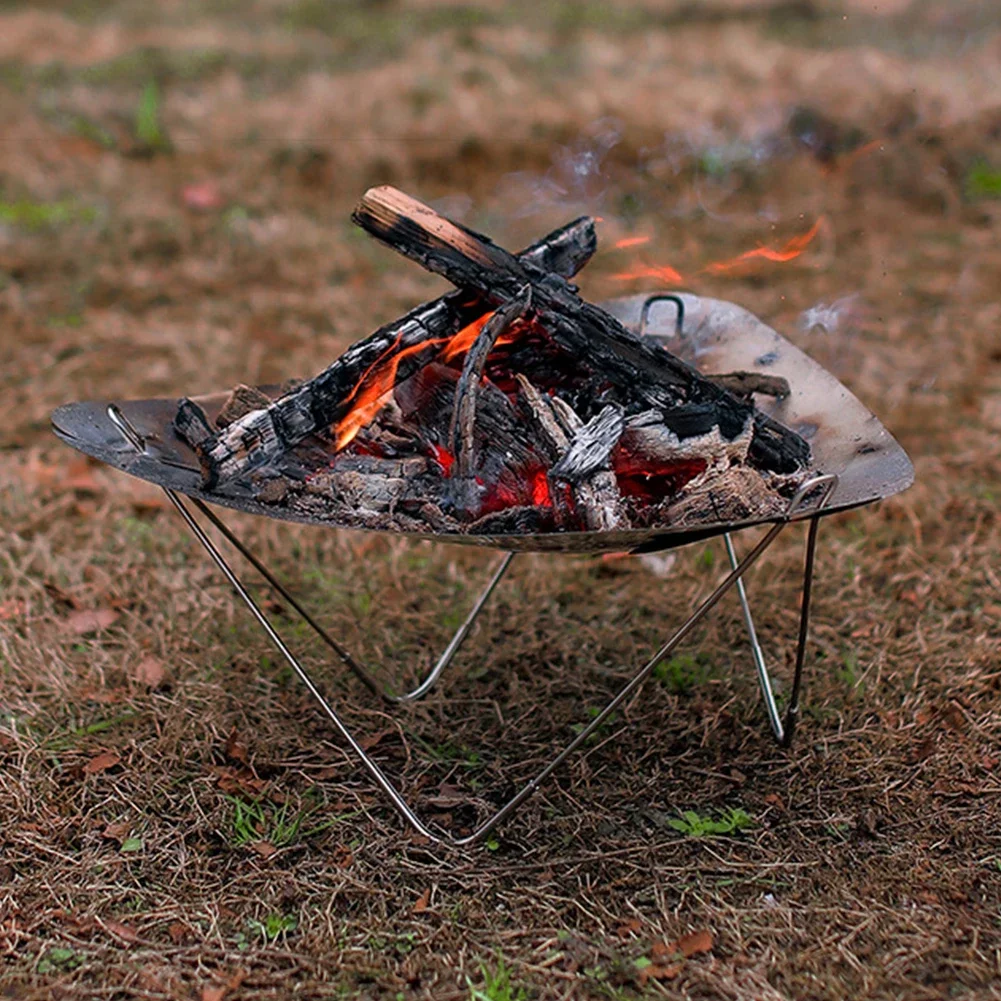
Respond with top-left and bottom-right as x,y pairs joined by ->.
450,285 -> 531,508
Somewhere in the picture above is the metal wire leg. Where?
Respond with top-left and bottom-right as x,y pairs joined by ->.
108,404 -> 835,845
724,475 -> 837,748
188,497 -> 514,704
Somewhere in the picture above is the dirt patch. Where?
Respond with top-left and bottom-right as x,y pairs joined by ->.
1,1 -> 1000,998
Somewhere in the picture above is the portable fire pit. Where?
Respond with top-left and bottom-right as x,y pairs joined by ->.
52,187 -> 913,846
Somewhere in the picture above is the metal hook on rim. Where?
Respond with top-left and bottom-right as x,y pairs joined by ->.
638,293 -> 686,339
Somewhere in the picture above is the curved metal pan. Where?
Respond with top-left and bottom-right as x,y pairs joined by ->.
51,293 -> 913,554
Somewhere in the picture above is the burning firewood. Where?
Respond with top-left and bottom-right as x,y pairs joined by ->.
515,375 -> 625,531
172,186 -> 811,537
183,214 -> 596,486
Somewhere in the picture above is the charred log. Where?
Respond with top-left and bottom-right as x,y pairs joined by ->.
351,186 -> 808,475
707,371 -> 790,401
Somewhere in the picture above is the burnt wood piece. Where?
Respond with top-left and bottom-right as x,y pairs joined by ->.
449,285 -> 531,511
187,215 -> 597,486
305,455 -> 432,515
545,398 -> 625,532
216,384 -> 272,428
550,405 -> 625,483
514,376 -> 625,531
707,371 -> 790,400
352,186 -> 809,475
618,408 -> 751,476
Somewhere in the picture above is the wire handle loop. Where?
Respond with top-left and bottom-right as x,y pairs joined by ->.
638,293 -> 686,338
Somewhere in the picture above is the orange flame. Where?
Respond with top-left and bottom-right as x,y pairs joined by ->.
701,217 -> 825,276
441,312 -> 493,363
334,333 -> 451,449
611,263 -> 684,284
334,309 -> 517,451
613,235 -> 652,249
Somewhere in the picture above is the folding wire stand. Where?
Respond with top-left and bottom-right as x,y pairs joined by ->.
108,401 -> 835,847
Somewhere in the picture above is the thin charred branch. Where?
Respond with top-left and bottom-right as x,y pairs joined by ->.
185,215 -> 596,486
352,186 -> 808,474
450,286 -> 531,511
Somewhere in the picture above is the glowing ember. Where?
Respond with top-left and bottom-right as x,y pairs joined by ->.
530,468 -> 551,507
613,235 -> 652,250
611,263 -> 685,284
430,442 -> 455,475
701,217 -> 825,275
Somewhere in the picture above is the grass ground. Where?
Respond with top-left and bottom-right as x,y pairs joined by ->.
1,0 -> 1000,998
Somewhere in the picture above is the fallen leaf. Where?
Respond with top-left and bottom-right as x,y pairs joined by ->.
66,608 -> 119,636
62,458 -> 102,493
124,479 -> 171,512
183,181 -> 222,212
331,844 -> 353,868
425,783 -> 472,807
764,793 -> 785,811
202,969 -> 246,1001
615,918 -> 643,939
675,928 -> 714,958
224,729 -> 249,765
637,961 -> 683,984
84,751 -> 121,775
358,729 -> 394,751
210,766 -> 267,797
413,888 -> 430,914
650,940 -> 672,961
0,600 -> 25,621
168,921 -> 191,944
102,918 -> 139,945
250,841 -> 276,859
648,928 -> 714,974
135,656 -> 166,688
26,454 -> 101,493
101,821 -> 131,843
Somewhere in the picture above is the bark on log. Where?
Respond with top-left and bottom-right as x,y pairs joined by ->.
450,285 -> 532,482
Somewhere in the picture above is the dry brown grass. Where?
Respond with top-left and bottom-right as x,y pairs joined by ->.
2,1 -> 1001,998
